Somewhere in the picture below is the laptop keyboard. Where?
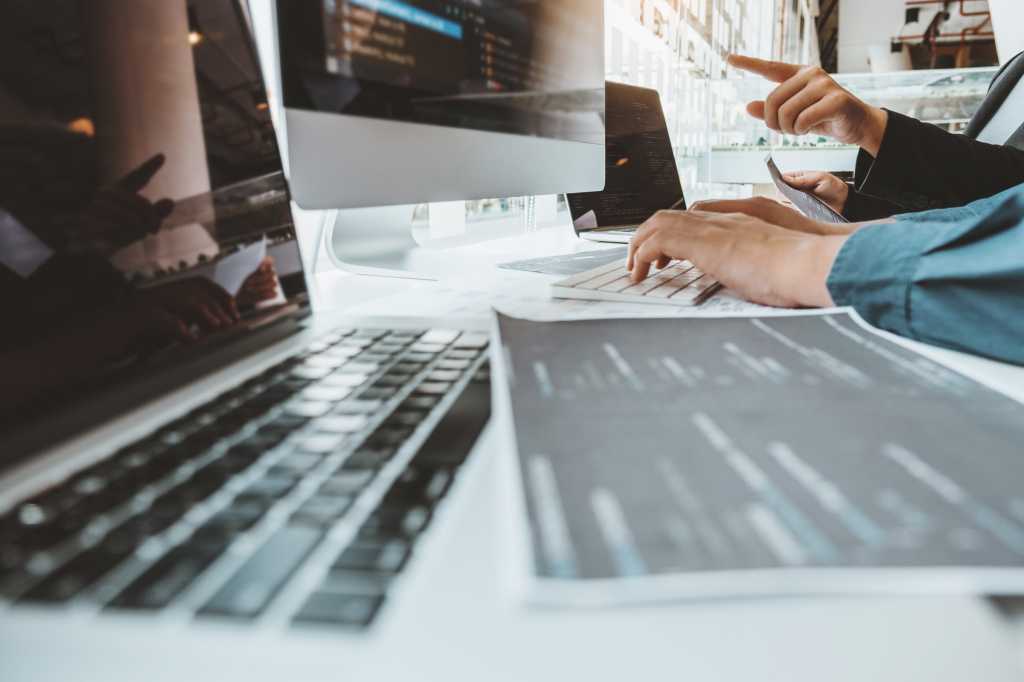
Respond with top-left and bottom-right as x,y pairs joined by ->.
0,326 -> 490,629
551,259 -> 722,306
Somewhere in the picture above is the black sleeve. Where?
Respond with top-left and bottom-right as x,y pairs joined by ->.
841,186 -> 904,222
853,110 -> 1024,212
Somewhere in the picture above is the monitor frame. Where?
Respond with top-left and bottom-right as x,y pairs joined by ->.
268,0 -> 606,210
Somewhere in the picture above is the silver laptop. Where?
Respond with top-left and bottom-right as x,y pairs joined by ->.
0,0 -> 489,658
566,81 -> 685,244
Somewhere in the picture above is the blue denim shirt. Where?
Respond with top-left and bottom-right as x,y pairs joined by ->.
827,183 -> 1024,365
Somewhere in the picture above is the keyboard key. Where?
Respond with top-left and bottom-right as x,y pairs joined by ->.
318,471 -> 374,496
436,359 -> 472,371
293,435 -> 345,455
342,447 -> 394,470
302,385 -> 353,402
426,370 -> 460,382
415,382 -> 452,395
290,496 -> 354,527
419,330 -> 461,345
20,545 -> 130,603
240,476 -> 296,500
332,540 -> 409,574
316,415 -> 368,434
285,401 -> 332,419
320,373 -> 370,388
445,350 -> 479,360
110,547 -> 218,610
452,333 -> 489,349
318,571 -> 391,596
293,591 -> 383,628
409,343 -> 447,354
358,506 -> 430,541
200,525 -> 323,618
384,466 -> 451,506
358,387 -> 397,401
332,399 -> 383,415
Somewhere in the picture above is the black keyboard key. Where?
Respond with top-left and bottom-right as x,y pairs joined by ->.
403,352 -> 434,363
271,451 -> 325,472
402,395 -> 440,411
342,447 -> 394,471
332,540 -> 409,574
410,379 -> 491,467
392,362 -> 424,374
358,387 -> 397,401
20,545 -> 130,603
445,349 -> 479,360
383,466 -> 451,506
332,399 -> 383,415
200,525 -> 323,618
290,496 -> 354,527
318,471 -> 374,496
315,415 -> 369,434
358,506 -> 430,541
240,476 -> 296,500
110,546 -> 218,610
293,591 -> 383,628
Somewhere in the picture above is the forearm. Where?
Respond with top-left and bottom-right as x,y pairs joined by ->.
854,111 -> 1024,211
825,190 -> 1024,364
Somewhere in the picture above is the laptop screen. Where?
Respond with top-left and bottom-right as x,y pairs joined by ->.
566,81 -> 684,231
0,0 -> 310,464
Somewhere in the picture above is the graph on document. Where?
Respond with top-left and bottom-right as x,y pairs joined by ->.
497,312 -> 1024,582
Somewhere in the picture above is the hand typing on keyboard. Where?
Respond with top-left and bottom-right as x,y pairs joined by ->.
625,208 -> 846,308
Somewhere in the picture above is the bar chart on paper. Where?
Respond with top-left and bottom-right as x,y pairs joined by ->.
496,312 -> 1024,599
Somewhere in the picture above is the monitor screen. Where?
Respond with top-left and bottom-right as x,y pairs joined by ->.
567,82 -> 684,229
276,0 -> 605,144
0,0 -> 310,460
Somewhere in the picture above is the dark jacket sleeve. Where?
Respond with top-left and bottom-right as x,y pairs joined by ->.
841,186 -> 904,222
851,110 -> 1024,214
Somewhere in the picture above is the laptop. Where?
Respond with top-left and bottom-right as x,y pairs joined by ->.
0,0 -> 489,648
566,81 -> 685,244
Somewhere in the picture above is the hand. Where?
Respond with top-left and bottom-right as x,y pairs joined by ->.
690,196 -> 831,235
237,257 -> 280,307
727,54 -> 889,156
783,171 -> 850,214
62,154 -> 175,256
626,210 -> 846,308
139,277 -> 240,331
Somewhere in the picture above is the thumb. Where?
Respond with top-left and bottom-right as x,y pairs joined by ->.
783,171 -> 826,189
746,101 -> 766,121
117,153 -> 166,194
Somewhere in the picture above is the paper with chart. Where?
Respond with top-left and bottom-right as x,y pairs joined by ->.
495,311 -> 1024,604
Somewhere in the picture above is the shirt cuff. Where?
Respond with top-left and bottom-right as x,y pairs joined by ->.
825,220 -> 937,339
853,109 -> 913,198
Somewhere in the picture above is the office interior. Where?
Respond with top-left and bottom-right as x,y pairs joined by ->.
3,1 -> 1024,681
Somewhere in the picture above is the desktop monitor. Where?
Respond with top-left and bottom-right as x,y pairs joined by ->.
273,0 -> 606,210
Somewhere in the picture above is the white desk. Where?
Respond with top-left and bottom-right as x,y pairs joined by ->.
306,225 -> 1024,680
5,225 -> 1024,682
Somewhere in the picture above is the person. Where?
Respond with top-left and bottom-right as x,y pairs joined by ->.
626,181 -> 1024,365
725,53 -> 1024,220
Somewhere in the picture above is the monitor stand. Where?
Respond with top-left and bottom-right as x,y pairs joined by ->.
322,205 -> 436,281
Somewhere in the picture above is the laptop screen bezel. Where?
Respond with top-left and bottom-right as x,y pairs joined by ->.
0,0 -> 314,473
566,81 -> 684,234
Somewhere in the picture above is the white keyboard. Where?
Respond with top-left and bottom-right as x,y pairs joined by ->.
551,259 -> 722,306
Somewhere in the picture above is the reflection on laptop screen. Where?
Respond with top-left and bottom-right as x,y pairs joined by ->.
566,81 -> 683,229
0,0 -> 308,456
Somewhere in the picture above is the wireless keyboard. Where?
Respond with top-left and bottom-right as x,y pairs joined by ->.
551,259 -> 722,306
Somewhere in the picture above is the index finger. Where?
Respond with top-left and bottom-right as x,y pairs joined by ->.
117,153 -> 166,193
727,54 -> 800,83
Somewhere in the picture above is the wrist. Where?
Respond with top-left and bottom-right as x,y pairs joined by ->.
784,234 -> 847,307
858,107 -> 888,158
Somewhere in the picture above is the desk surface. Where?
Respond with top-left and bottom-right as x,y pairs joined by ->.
311,225 -> 1024,679
4,225 -> 1024,682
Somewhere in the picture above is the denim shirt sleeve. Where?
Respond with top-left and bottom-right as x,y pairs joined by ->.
827,187 -> 1024,365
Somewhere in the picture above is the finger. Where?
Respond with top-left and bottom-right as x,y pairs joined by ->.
632,235 -> 674,283
746,100 -> 766,121
116,153 -> 166,193
154,199 -> 175,221
149,308 -> 194,344
655,255 -> 671,270
195,304 -> 223,329
727,54 -> 801,83
794,93 -> 844,135
207,302 -> 235,328
197,279 -> 240,321
777,81 -> 830,134
763,73 -> 816,132
783,171 -> 829,190
627,213 -> 669,270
